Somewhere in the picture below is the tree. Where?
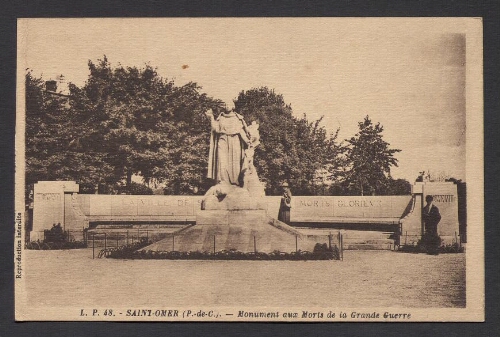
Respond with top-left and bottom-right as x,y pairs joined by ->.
26,58 -> 221,195
25,69 -> 121,194
26,63 -> 344,197
25,71 -> 78,186
342,115 -> 401,195
380,178 -> 412,195
234,87 -> 342,195
72,57 -> 222,194
74,57 -> 177,189
152,82 -> 223,195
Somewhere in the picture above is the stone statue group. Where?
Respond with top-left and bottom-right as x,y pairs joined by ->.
202,105 -> 266,210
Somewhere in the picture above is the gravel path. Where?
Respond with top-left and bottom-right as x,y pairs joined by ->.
24,249 -> 465,309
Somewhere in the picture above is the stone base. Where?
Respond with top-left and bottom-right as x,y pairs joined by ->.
399,235 -> 461,247
144,210 -> 336,254
196,210 -> 267,226
202,183 -> 266,210
341,230 -> 395,250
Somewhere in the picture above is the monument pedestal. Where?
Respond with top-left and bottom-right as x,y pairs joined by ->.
144,209 -> 330,253
32,181 -> 80,241
196,209 -> 267,226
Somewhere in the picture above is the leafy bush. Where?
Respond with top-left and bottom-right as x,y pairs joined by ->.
103,238 -> 152,258
398,241 -> 464,254
117,182 -> 153,195
26,241 -> 87,250
106,244 -> 341,260
439,243 -> 465,253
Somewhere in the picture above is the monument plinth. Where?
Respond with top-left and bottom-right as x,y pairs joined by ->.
196,209 -> 267,226
145,210 -> 325,253
142,107 -> 334,254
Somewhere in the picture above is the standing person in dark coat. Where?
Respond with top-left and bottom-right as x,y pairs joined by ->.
422,195 -> 442,254
278,182 -> 292,224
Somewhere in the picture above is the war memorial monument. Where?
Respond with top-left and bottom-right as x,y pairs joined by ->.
29,107 -> 464,254
16,18 -> 484,323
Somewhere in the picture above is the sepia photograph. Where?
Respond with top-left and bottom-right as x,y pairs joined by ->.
14,17 -> 484,321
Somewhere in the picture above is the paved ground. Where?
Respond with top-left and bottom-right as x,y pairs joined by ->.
22,248 -> 465,310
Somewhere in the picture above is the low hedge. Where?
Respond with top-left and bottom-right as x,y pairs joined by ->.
25,241 -> 87,250
398,242 -> 464,254
106,242 -> 340,260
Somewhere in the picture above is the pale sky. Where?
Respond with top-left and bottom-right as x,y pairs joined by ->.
19,18 -> 474,181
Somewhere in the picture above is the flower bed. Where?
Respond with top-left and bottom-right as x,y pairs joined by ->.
25,241 -> 87,250
106,242 -> 340,260
398,242 -> 464,254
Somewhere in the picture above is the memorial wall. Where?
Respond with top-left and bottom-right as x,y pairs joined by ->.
32,181 -> 79,240
31,181 -> 461,245
422,182 -> 460,237
77,195 -> 204,218
290,196 -> 412,223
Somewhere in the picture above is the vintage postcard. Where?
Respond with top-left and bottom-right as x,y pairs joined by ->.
15,18 -> 483,321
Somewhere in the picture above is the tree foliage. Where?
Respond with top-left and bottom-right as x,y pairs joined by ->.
336,115 -> 403,195
26,57 -> 222,195
25,71 -> 80,190
234,87 -> 342,195
25,59 -> 408,198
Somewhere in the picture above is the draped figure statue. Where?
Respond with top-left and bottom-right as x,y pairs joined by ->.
202,107 -> 265,210
204,108 -> 250,186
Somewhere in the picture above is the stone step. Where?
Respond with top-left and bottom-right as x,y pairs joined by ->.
93,224 -> 187,230
343,238 -> 394,244
344,243 -> 394,250
341,230 -> 395,250
143,210 -> 338,253
342,229 -> 393,237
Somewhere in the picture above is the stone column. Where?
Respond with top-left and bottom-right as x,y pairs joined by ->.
32,181 -> 79,241
398,183 -> 424,246
422,182 -> 459,245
